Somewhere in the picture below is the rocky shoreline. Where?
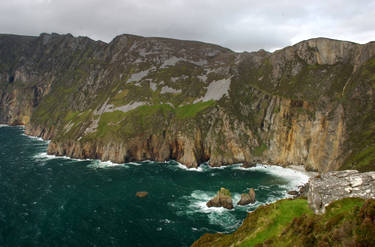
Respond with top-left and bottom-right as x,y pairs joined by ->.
192,169 -> 375,246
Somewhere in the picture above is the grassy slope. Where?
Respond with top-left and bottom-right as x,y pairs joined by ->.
192,199 -> 312,247
340,56 -> 375,172
192,198 -> 375,247
76,101 -> 216,142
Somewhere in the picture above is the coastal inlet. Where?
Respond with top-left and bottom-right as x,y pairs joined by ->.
0,126 -> 309,247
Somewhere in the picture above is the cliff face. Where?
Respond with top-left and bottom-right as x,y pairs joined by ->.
308,170 -> 375,214
1,33 -> 375,171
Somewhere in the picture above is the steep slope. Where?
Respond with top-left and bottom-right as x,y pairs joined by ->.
1,33 -> 375,171
192,197 -> 375,247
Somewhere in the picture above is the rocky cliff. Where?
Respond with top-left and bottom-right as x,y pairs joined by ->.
1,33 -> 375,171
308,170 -> 375,214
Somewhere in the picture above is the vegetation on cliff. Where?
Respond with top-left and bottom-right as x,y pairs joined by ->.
192,197 -> 375,247
1,33 -> 375,171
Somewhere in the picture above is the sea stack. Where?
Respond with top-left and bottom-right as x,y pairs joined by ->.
207,187 -> 234,209
238,188 -> 256,205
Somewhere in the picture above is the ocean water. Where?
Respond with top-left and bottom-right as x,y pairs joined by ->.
0,126 -> 309,247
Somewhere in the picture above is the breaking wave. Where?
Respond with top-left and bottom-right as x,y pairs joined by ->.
33,152 -> 129,168
232,164 -> 310,191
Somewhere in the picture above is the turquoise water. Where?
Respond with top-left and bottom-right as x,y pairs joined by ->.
0,126 -> 308,246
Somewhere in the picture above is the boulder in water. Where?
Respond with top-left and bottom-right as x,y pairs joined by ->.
238,188 -> 256,205
136,191 -> 149,198
207,187 -> 234,209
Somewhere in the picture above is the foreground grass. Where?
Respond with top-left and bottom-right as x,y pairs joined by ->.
192,199 -> 312,247
192,198 -> 374,247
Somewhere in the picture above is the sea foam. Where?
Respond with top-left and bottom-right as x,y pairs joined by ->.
33,151 -> 130,168
233,164 -> 310,191
175,162 -> 204,172
22,133 -> 46,142
87,160 -> 129,169
172,190 -> 249,231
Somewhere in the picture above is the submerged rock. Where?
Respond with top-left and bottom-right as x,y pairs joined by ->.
238,188 -> 256,205
136,191 -> 149,198
207,187 -> 234,209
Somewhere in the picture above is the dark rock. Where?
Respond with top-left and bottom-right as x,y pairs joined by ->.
241,162 -> 257,168
298,183 -> 309,197
287,190 -> 299,196
136,191 -> 148,198
207,188 -> 234,209
238,188 -> 256,205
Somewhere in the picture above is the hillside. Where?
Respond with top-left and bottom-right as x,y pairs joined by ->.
1,33 -> 375,171
192,197 -> 375,247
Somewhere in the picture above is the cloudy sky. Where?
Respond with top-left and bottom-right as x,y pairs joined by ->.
0,0 -> 374,51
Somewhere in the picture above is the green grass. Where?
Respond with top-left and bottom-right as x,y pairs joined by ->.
324,197 -> 364,218
218,188 -> 231,197
176,100 -> 216,119
239,199 -> 312,247
192,198 -> 372,247
192,199 -> 312,247
274,198 -> 366,247
64,111 -> 80,122
252,144 -> 267,156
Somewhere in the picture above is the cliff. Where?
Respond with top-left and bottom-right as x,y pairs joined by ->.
1,33 -> 375,171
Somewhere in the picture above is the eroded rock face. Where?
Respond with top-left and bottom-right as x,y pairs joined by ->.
207,188 -> 234,209
308,170 -> 375,214
238,188 -> 256,205
1,34 -> 375,172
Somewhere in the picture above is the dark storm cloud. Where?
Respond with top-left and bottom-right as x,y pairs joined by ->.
0,0 -> 374,51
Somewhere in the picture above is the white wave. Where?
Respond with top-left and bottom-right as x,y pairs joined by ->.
188,190 -> 228,213
171,187 -> 296,230
22,133 -> 47,142
175,162 -> 204,172
33,151 -> 130,169
87,160 -> 129,169
207,211 -> 241,231
182,190 -> 243,230
233,164 -> 309,191
159,218 -> 173,224
33,152 -> 86,161
0,124 -> 8,128
34,152 -> 62,160
206,165 -> 226,170
126,162 -> 141,166
233,193 -> 242,205
201,163 -> 243,171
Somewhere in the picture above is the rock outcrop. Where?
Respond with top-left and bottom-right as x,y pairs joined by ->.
308,170 -> 375,214
1,33 -> 375,172
206,188 -> 234,209
238,188 -> 256,205
136,191 -> 149,198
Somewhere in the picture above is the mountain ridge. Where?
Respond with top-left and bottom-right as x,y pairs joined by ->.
1,32 -> 375,171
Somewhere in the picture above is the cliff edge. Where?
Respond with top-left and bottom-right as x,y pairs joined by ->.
1,33 -> 375,171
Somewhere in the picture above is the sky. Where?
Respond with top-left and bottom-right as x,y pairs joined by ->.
0,0 -> 374,52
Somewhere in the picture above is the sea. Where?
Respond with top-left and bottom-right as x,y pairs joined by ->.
0,125 -> 309,246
